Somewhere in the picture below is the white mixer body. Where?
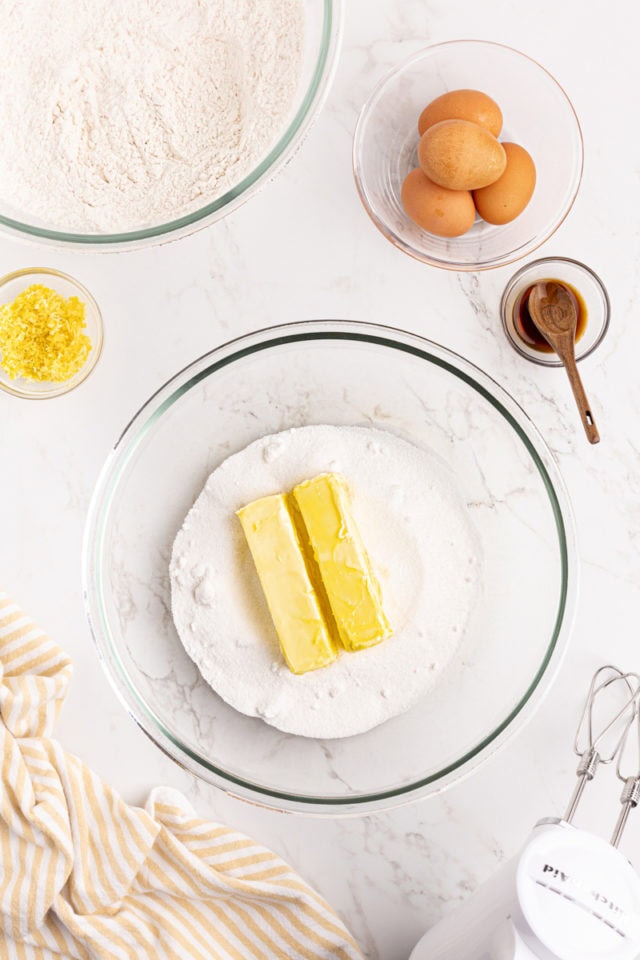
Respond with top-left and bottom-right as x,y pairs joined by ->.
409,821 -> 640,960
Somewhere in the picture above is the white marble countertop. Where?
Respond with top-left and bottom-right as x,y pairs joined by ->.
2,1 -> 640,957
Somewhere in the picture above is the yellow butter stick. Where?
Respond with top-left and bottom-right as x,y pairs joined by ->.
236,494 -> 337,675
292,473 -> 392,651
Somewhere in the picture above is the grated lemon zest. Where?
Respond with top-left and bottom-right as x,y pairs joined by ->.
0,284 -> 92,382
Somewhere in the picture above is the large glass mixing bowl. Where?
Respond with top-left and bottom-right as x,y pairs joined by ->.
83,321 -> 577,814
0,1 -> 341,250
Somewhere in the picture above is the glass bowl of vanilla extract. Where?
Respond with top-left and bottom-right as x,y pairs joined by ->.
501,256 -> 610,366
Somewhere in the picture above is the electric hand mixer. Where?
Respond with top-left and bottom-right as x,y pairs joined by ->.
410,667 -> 640,960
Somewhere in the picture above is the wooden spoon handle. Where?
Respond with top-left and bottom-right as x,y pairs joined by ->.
563,352 -> 600,444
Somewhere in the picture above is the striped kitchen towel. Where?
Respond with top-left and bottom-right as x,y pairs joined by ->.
0,592 -> 363,959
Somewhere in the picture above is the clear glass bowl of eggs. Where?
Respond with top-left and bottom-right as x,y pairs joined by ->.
353,40 -> 584,271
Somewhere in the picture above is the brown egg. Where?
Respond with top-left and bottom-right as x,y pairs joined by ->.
401,167 -> 476,237
418,89 -> 503,138
473,142 -> 536,224
418,120 -> 506,191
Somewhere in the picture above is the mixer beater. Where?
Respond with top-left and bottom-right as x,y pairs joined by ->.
410,666 -> 640,960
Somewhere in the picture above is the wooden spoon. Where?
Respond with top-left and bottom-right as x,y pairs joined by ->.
528,281 -> 600,444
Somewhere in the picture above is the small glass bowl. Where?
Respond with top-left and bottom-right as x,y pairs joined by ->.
501,257 -> 610,366
353,40 -> 583,271
0,267 -> 103,398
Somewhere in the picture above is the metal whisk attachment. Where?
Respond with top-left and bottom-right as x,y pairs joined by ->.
611,695 -> 640,847
564,665 -> 640,825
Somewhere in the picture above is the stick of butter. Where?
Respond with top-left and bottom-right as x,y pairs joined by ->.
292,473 -> 392,652
236,493 -> 337,675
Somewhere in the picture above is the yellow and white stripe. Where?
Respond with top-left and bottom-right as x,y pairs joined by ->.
0,593 -> 363,959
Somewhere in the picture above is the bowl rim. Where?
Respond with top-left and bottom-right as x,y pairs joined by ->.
0,0 -> 343,251
0,266 -> 104,399
500,255 -> 611,367
352,38 -> 585,272
82,319 -> 578,815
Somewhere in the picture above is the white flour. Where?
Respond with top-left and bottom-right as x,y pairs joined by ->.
0,0 -> 304,232
170,426 -> 481,739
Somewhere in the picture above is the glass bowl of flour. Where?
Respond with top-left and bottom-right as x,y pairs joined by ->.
0,0 -> 341,249
83,320 -> 577,815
